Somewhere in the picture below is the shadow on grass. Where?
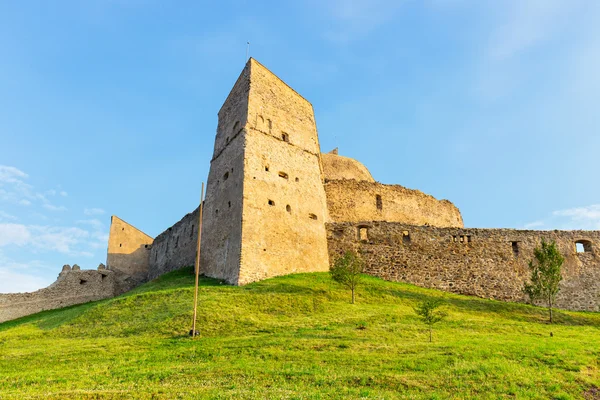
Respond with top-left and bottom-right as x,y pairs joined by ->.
381,285 -> 600,327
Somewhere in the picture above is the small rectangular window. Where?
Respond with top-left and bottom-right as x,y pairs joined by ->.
268,199 -> 275,206
282,132 -> 289,142
278,171 -> 289,179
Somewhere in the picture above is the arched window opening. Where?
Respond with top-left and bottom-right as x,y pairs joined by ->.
576,240 -> 593,253
402,231 -> 411,244
282,132 -> 290,142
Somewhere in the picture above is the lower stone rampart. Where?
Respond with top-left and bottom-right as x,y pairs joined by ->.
326,222 -> 600,311
148,207 -> 199,280
0,266 -> 127,324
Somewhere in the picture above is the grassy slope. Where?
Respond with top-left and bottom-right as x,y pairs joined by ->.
0,268 -> 599,400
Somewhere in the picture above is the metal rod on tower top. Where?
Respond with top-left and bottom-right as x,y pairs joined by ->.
191,182 -> 204,338
246,42 -> 250,61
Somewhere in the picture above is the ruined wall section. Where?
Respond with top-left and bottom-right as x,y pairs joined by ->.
325,180 -> 463,228
106,216 -> 153,282
199,62 -> 249,284
327,222 -> 600,311
237,59 -> 330,284
149,207 -> 199,280
0,266 -> 122,323
321,153 -> 375,182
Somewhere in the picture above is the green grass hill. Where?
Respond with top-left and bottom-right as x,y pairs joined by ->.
1,268 -> 599,399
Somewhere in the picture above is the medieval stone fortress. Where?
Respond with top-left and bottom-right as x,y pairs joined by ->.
1,59 -> 598,323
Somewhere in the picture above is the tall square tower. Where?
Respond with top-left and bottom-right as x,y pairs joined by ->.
200,59 -> 330,285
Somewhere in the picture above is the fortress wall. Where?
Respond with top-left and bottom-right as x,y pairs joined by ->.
327,222 -> 600,311
325,180 -> 464,228
236,59 -> 330,284
0,268 -> 118,323
149,207 -> 199,280
107,216 -> 153,282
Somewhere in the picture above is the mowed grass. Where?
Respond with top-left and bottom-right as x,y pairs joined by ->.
0,268 -> 599,399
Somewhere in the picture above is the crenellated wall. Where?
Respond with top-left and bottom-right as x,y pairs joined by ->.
326,222 -> 600,311
149,207 -> 199,280
325,180 -> 463,228
0,265 -> 130,323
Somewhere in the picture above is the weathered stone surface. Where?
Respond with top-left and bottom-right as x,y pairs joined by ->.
327,222 -> 600,311
107,216 -> 153,282
0,268 -> 129,323
321,152 -> 375,182
149,207 -> 199,280
200,58 -> 330,285
325,180 -> 463,228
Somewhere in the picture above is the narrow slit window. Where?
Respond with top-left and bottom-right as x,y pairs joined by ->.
265,166 -> 269,172
190,225 -> 194,238
286,205 -> 291,213
268,199 -> 275,206
402,231 -> 411,244
282,132 -> 289,142
278,171 -> 289,179
376,194 -> 383,210
309,213 -> 317,220
223,171 -> 229,180
295,177 -> 299,182
511,241 -> 519,257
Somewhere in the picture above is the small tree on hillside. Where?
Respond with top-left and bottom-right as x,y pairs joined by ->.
524,239 -> 564,324
330,250 -> 365,304
414,299 -> 447,342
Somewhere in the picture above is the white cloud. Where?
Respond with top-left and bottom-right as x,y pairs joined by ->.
523,204 -> 600,230
0,211 -> 17,221
553,205 -> 600,221
19,199 -> 31,206
0,223 -> 31,246
60,191 -> 68,197
0,268 -> 51,293
84,208 -> 105,216
0,223 -> 91,254
0,165 -> 28,184
524,220 -> 545,229
43,203 -> 68,212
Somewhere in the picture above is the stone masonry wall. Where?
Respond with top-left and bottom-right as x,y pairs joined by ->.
0,266 -> 122,323
325,180 -> 464,228
149,207 -> 199,280
237,59 -> 330,284
107,216 -> 153,282
327,221 -> 600,311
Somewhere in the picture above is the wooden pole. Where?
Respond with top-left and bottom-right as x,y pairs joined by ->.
191,182 -> 205,338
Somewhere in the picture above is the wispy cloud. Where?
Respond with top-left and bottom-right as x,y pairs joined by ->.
0,165 -> 28,183
77,219 -> 104,230
0,211 -> 17,221
84,207 -> 105,216
0,223 -> 91,254
43,203 -> 68,212
524,204 -> 600,230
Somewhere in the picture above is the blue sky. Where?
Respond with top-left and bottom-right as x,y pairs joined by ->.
1,0 -> 599,293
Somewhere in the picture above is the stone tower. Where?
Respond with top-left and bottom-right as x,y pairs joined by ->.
200,58 -> 330,285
